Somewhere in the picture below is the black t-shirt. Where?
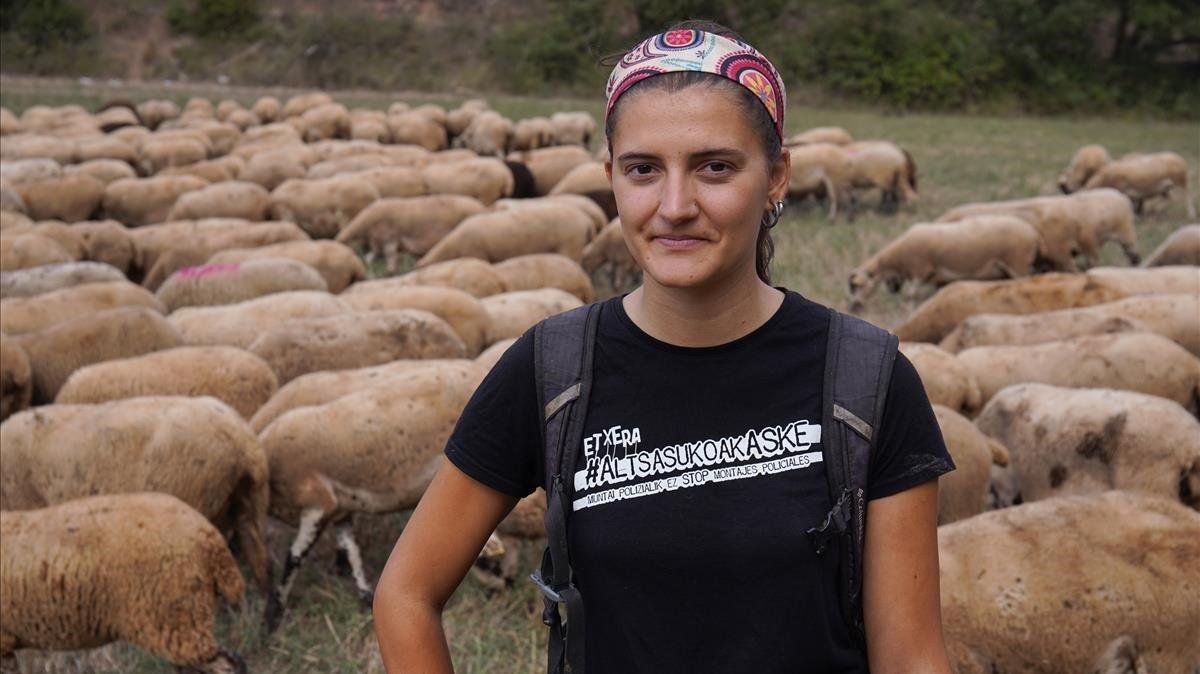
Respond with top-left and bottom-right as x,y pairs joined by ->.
445,289 -> 954,674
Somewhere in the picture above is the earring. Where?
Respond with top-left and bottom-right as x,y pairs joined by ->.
761,200 -> 785,229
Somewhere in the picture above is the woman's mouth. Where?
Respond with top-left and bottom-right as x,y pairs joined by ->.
653,235 -> 705,250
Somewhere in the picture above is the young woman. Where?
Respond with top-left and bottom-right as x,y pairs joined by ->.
375,22 -> 954,674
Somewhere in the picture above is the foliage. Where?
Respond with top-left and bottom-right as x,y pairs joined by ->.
166,0 -> 259,37
2,0 -> 89,48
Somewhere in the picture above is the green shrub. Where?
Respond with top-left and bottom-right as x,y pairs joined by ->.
7,0 -> 89,48
167,0 -> 259,37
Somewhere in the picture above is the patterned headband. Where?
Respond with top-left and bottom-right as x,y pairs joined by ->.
605,29 -> 787,141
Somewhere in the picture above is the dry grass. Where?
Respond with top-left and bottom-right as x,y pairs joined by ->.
3,77 -> 1197,672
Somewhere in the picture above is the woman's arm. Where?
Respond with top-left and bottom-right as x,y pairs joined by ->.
373,459 -> 519,673
863,478 -> 952,674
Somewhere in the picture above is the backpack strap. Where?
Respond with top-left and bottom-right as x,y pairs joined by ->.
531,302 -> 602,674
808,309 -> 899,646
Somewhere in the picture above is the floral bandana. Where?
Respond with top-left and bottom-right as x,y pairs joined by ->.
605,29 -> 787,141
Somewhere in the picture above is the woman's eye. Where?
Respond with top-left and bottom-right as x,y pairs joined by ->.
628,164 -> 655,176
704,161 -> 732,174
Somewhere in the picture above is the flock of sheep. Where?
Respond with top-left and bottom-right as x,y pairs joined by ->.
0,88 -> 1196,673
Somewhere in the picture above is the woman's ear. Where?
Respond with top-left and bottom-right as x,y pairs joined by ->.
768,147 -> 791,203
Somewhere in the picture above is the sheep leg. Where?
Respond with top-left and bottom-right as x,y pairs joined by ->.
821,175 -> 838,221
335,521 -> 375,607
384,241 -> 401,274
175,649 -> 247,674
268,507 -> 329,632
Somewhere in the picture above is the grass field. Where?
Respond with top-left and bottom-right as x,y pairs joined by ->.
2,75 -> 1197,673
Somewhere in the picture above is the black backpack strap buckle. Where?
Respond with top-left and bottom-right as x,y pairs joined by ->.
807,487 -> 852,555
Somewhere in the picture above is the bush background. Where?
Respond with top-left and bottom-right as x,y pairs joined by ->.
1,0 -> 1197,117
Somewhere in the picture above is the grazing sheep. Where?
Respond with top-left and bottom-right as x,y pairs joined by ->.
207,240 -> 366,293
581,217 -> 640,292
340,285 -> 489,356
63,157 -> 137,184
101,175 -> 209,227
1143,223 -> 1200,266
70,219 -> 139,274
421,157 -> 513,206
0,210 -> 32,230
475,337 -> 517,373
549,111 -> 596,146
56,346 -> 278,419
786,143 -> 853,220
547,161 -> 608,198
166,180 -> 272,222
844,140 -> 918,209
899,343 -> 982,416
239,149 -> 308,190
1086,265 -> 1200,296
937,189 -> 1138,270
418,204 -> 594,267
336,194 -> 487,272
160,155 -> 244,183
0,135 -> 75,164
0,107 -> 20,135
138,136 -> 209,175
169,290 -> 349,349
472,490 -> 547,591
74,135 -> 138,164
352,166 -> 428,199
1059,146 -> 1195,217
481,288 -> 584,345
0,333 -> 31,421
386,111 -> 448,151
785,126 -> 853,146
957,332 -> 1200,411
0,493 -> 248,672
492,253 -> 595,303
491,193 -> 609,233
3,220 -> 86,260
508,145 -> 593,195
941,294 -> 1200,356
848,216 -> 1039,308
932,405 -> 1006,524
459,111 -> 513,157
374,257 -> 508,297
156,259 -> 328,311
13,174 -> 104,222
0,183 -> 24,214
1,281 -> 164,335
259,364 -> 483,626
893,273 -> 1126,343
975,384 -> 1200,509
0,232 -> 74,271
248,309 -> 467,384
137,221 -> 310,289
297,103 -> 350,142
0,158 -> 62,185
939,491 -> 1200,674
510,116 -> 556,152
249,358 -> 477,433
270,176 -> 380,239
252,96 -> 281,123
1,397 -> 271,595
305,152 -> 392,179
136,99 -> 181,129
11,306 -> 183,404
446,99 -> 488,138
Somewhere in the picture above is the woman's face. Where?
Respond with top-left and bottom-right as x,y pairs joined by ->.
605,84 -> 789,291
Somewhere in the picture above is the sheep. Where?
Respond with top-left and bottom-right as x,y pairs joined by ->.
0,183 -> 24,215
492,193 -> 609,233
336,194 -> 487,272
1143,223 -> 1200,266
297,103 -> 350,142
137,221 -> 311,289
386,111 -> 448,151
848,216 -> 1039,308
0,221 -> 86,262
581,217 -> 641,292
0,493 -> 248,672
0,211 -> 31,231
252,96 -> 282,123
844,140 -> 918,210
510,116 -> 556,152
1059,147 -> 1195,217
785,126 -> 853,146
1085,265 -> 1200,296
248,358 -> 477,433
0,107 -> 20,135
445,99 -> 489,138
893,273 -> 1126,343
418,204 -> 594,267
270,176 -> 381,239
70,219 -> 139,274
0,232 -> 73,271
306,152 -> 393,179
101,175 -> 209,227
13,174 -> 104,222
12,306 -> 183,404
459,110 -> 513,157
936,188 -> 1139,270
206,240 -> 366,293
259,363 -> 484,626
155,259 -> 327,312
248,308 -> 467,384
138,136 -> 209,175
0,134 -> 75,164
169,290 -> 349,349
63,157 -> 137,184
899,342 -> 983,416
957,332 -> 1200,412
941,293 -> 1200,356
73,134 -> 138,164
0,396 -> 271,595
55,346 -> 277,419
238,150 -> 308,191
940,491 -> 1200,673
786,142 -> 853,220
0,333 -> 31,421
475,337 -> 517,373
932,405 -> 1006,524
492,253 -> 595,303
507,145 -> 593,195
339,285 -> 489,356
472,490 -> 548,591
0,158 -> 61,185
420,157 -> 513,206
1,281 -> 165,335
549,111 -> 596,146
350,113 -> 389,143
372,257 -> 508,297
547,161 -> 614,216
975,383 -> 1200,509
159,155 -> 245,183
1,257 -> 125,303
166,180 -> 271,222
481,288 -> 584,345
137,99 -> 181,129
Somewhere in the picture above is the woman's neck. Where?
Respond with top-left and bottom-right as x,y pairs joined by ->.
623,274 -> 785,348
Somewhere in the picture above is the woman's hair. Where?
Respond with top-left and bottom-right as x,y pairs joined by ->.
603,20 -> 781,284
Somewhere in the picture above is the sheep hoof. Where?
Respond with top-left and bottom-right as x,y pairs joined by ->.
334,549 -> 352,577
265,590 -> 285,634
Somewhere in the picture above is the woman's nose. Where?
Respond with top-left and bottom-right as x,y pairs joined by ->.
657,171 -> 700,224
